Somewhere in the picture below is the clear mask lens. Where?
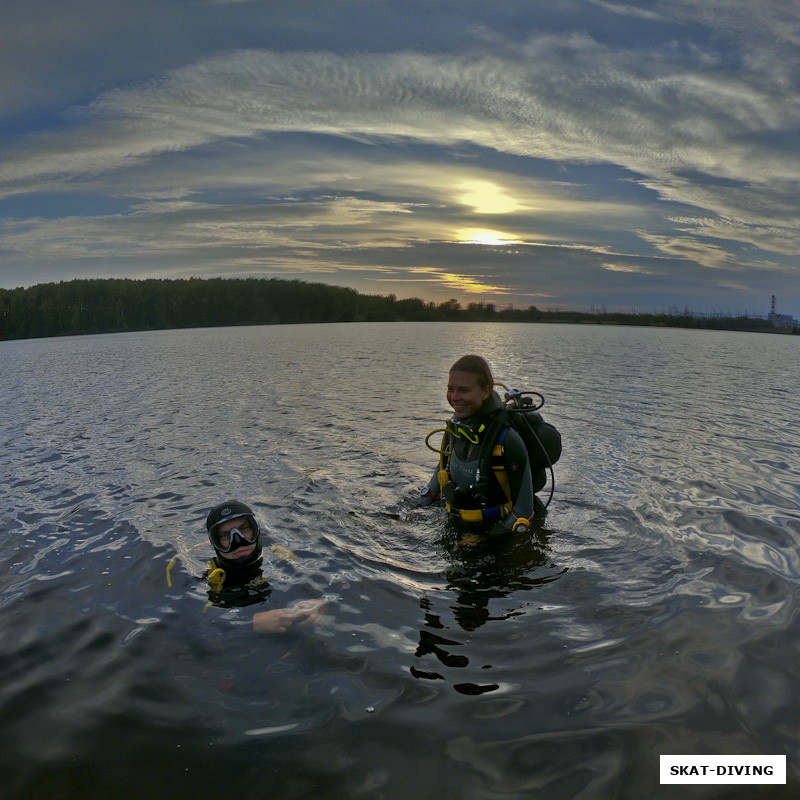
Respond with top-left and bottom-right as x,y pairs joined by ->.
212,521 -> 258,553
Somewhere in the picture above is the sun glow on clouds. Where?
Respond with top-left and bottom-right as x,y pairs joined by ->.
602,261 -> 656,275
454,180 -> 527,246
409,268 -> 510,295
458,179 -> 521,214
455,228 -> 524,246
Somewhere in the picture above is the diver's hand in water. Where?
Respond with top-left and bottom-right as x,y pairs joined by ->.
252,599 -> 327,634
416,488 -> 440,507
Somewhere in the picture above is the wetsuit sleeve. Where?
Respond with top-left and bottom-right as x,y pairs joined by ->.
414,467 -> 441,505
423,430 -> 450,499
501,428 -> 534,528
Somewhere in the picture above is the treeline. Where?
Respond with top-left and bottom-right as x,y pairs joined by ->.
0,277 -> 796,341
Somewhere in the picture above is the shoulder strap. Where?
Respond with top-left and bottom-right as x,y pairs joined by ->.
477,410 -> 513,501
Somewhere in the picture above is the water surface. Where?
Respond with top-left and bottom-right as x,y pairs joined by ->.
1,322 -> 799,799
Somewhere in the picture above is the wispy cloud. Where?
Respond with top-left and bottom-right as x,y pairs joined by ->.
1,1 -> 798,312
4,38 -> 798,192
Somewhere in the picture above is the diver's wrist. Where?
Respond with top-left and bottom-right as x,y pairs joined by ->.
511,516 -> 531,534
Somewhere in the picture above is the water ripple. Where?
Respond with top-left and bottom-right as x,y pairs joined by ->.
2,323 -> 800,798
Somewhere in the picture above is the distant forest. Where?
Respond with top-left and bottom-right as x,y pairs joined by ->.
0,277 -> 796,341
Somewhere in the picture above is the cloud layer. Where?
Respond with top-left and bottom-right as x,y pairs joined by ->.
1,0 -> 798,314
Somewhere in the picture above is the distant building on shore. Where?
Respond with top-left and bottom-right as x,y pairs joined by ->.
768,295 -> 797,329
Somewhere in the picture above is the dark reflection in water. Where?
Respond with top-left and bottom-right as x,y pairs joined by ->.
2,322 -> 800,799
412,522 -> 566,694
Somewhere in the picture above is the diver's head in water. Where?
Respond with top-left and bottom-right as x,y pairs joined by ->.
206,500 -> 263,569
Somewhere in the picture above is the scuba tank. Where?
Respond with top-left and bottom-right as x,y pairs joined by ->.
502,388 -> 562,477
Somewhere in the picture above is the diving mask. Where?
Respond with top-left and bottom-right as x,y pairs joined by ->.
445,418 -> 486,444
210,519 -> 259,553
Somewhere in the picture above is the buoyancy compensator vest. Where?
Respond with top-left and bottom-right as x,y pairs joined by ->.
428,385 -> 562,521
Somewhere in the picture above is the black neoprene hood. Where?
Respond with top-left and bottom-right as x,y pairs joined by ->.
205,499 -> 256,534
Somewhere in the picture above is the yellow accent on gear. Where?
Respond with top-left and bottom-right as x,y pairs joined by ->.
166,538 -> 298,588
269,544 -> 298,561
491,442 -> 513,504
445,500 -> 513,523
166,555 -> 178,588
208,566 -> 226,593
166,541 -> 206,588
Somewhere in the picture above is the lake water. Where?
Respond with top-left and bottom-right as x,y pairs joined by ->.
1,321 -> 799,799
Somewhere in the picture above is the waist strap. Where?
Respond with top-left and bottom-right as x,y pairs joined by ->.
445,499 -> 513,523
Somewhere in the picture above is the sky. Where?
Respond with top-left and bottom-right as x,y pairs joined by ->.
1,0 -> 799,316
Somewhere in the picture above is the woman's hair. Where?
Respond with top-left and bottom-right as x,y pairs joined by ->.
450,354 -> 494,390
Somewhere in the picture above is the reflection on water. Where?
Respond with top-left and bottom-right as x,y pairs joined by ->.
1,322 -> 800,799
412,523 -> 566,695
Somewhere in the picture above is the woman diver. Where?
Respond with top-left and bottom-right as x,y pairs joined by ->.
419,355 -> 548,536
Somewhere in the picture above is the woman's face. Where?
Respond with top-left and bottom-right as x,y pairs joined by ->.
447,370 -> 492,419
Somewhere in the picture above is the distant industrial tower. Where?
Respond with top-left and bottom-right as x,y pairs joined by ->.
768,295 -> 796,328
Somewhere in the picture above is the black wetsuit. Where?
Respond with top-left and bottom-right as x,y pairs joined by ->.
205,558 -> 271,608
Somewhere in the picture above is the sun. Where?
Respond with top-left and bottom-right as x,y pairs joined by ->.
456,228 -> 523,246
